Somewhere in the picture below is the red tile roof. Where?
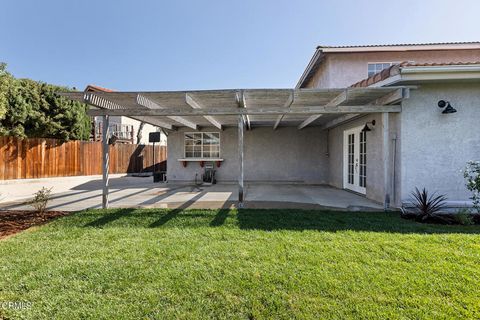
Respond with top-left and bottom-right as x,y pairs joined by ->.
85,84 -> 115,92
350,61 -> 480,88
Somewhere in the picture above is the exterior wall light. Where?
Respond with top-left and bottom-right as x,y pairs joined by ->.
361,120 -> 376,132
438,100 -> 457,114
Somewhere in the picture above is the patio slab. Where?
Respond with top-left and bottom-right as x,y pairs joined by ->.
0,176 -> 383,211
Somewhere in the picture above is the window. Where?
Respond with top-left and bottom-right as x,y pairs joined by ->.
367,62 -> 394,77
184,132 -> 220,158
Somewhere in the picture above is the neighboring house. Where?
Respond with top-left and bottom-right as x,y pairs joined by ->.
85,85 -> 167,145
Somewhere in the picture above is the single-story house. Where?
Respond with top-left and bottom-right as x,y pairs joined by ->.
62,42 -> 480,210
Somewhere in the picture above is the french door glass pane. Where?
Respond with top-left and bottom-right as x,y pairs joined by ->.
359,131 -> 367,188
348,134 -> 354,184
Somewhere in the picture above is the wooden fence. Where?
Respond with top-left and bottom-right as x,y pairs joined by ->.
0,136 -> 167,180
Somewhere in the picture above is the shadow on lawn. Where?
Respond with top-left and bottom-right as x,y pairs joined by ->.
236,209 -> 480,234
84,208 -> 137,227
82,208 -> 480,234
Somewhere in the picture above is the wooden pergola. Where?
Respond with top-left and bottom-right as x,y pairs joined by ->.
60,86 -> 410,209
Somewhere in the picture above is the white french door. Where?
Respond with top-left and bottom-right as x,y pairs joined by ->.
343,126 -> 367,194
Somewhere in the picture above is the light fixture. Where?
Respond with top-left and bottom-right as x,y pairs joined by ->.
361,120 -> 376,132
438,100 -> 457,114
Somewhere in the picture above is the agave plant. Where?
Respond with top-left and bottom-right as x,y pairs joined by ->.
409,187 -> 447,221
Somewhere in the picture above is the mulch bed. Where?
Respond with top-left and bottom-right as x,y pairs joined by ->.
0,210 -> 69,240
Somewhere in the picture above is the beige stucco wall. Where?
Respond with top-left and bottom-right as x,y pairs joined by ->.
326,113 -> 399,205
306,49 -> 480,88
167,126 -> 328,184
399,82 -> 480,206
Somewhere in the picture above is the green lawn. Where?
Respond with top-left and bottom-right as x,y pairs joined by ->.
0,209 -> 479,319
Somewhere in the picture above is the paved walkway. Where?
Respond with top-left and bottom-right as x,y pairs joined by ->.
0,176 -> 383,211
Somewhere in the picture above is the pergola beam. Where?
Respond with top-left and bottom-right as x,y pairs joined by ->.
137,94 -> 198,130
85,93 -> 174,130
129,116 -> 175,131
321,114 -> 362,130
372,88 -> 409,106
102,115 -> 110,209
238,115 -> 244,206
185,93 -> 223,130
298,115 -> 323,130
382,112 -> 390,210
236,91 -> 251,130
298,90 -> 348,129
273,90 -> 294,130
320,88 -> 410,131
88,104 -> 401,117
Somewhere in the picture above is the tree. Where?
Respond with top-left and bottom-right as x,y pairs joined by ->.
0,63 -> 91,141
0,63 -> 11,121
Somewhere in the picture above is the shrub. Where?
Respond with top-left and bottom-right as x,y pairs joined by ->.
463,161 -> 480,213
454,208 -> 475,226
409,187 -> 447,221
30,187 -> 52,220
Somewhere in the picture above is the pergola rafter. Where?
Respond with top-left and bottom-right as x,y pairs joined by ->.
321,88 -> 409,130
137,94 -> 198,130
87,104 -> 402,116
236,91 -> 251,130
185,93 -> 223,130
273,90 -> 294,130
298,90 -> 347,129
84,92 -> 174,130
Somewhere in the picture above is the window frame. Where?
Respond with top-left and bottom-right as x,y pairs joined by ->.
184,132 -> 221,159
367,62 -> 396,77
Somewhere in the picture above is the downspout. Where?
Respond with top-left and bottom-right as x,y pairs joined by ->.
391,133 -> 397,207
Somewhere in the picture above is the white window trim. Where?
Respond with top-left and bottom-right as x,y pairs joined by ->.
184,132 -> 221,159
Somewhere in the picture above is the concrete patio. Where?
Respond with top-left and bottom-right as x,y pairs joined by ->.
0,176 -> 382,211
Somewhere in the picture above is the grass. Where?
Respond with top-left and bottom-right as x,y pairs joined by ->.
0,208 -> 479,319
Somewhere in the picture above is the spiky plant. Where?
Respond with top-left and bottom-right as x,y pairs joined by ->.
410,187 -> 447,221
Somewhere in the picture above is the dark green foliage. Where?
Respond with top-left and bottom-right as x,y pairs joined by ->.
0,63 -> 91,141
0,62 -> 10,120
409,187 -> 447,220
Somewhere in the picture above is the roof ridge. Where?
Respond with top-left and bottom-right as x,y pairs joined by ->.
317,41 -> 480,49
350,61 -> 480,88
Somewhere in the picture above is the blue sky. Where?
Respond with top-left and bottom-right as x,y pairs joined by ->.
1,0 -> 479,91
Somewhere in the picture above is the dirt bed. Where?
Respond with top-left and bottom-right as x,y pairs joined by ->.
0,210 -> 68,240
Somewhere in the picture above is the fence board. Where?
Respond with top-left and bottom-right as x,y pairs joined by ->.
0,136 -> 167,180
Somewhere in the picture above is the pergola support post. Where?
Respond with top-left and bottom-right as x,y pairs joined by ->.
102,115 -> 110,209
382,112 -> 390,211
238,115 -> 244,206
